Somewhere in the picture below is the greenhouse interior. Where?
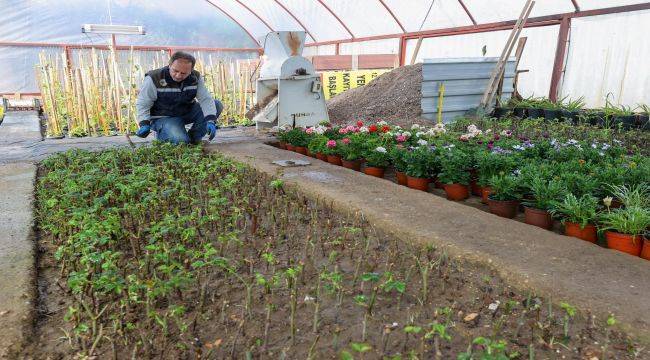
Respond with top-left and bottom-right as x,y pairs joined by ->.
1,0 -> 649,358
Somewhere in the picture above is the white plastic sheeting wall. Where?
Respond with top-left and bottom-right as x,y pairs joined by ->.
404,26 -> 559,99
560,11 -> 650,107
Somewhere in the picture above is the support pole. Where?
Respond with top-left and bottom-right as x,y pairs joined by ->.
549,16 -> 571,102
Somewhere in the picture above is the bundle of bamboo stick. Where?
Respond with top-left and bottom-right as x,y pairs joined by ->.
36,47 -> 258,137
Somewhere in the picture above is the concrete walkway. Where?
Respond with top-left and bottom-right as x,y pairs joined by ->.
207,141 -> 650,343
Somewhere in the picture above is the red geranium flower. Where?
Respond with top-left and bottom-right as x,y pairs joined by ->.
368,124 -> 378,133
381,125 -> 391,133
356,120 -> 364,127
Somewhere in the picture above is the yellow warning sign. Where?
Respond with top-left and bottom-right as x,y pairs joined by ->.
321,69 -> 391,100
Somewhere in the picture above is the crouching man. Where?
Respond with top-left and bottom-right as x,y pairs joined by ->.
135,51 -> 223,144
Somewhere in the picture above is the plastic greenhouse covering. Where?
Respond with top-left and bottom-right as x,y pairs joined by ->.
2,0 -> 650,107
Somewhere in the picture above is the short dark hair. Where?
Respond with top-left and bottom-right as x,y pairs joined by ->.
169,51 -> 196,68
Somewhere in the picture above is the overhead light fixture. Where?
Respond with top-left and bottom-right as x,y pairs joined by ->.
82,24 -> 145,35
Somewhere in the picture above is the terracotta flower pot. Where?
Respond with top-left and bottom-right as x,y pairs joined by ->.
443,183 -> 469,201
306,149 -> 315,157
395,171 -> 408,186
524,207 -> 553,230
470,179 -> 482,196
341,159 -> 362,171
286,144 -> 296,151
295,146 -> 307,155
278,141 -> 287,150
605,231 -> 643,256
564,222 -> 598,243
407,176 -> 429,191
641,238 -> 650,260
481,187 -> 492,205
316,152 -> 327,161
327,154 -> 342,166
487,197 -> 519,219
433,178 -> 444,189
363,166 -> 385,178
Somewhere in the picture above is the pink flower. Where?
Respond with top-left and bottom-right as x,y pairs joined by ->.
346,125 -> 356,132
396,135 -> 407,142
305,127 -> 314,134
339,128 -> 348,134
326,140 -> 337,148
342,137 -> 351,145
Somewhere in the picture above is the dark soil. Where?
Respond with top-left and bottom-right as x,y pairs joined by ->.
327,64 -> 430,128
21,146 -> 643,359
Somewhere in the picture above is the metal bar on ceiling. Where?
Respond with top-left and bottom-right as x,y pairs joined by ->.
378,0 -> 407,32
203,0 -> 261,46
273,0 -> 317,41
570,0 -> 580,12
0,41 -> 261,53
315,0 -> 355,39
233,0 -> 274,31
458,0 -> 478,25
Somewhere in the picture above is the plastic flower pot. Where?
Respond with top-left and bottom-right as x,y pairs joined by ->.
543,109 -> 561,121
316,153 -> 327,161
443,183 -> 469,201
295,146 -> 308,155
638,114 -> 649,130
605,231 -> 643,256
341,159 -> 362,171
487,196 -> 519,219
481,187 -> 492,205
395,171 -> 408,186
327,154 -> 342,166
527,108 -> 543,118
612,115 -> 638,130
513,107 -> 527,118
641,238 -> 650,260
470,179 -> 482,196
306,149 -> 315,158
524,207 -> 554,230
407,176 -> 429,191
278,141 -> 287,150
363,166 -> 385,178
286,144 -> 296,151
492,107 -> 509,119
564,222 -> 597,243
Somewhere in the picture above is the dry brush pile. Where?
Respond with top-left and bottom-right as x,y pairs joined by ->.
26,143 -> 643,359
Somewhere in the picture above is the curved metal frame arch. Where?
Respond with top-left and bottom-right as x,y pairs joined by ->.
233,0 -> 275,32
315,0 -> 355,39
203,0 -> 261,46
378,0 -> 406,32
273,0 -> 317,42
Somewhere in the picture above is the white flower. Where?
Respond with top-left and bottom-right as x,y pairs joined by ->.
460,134 -> 470,141
416,131 -> 425,138
359,126 -> 369,133
467,124 -> 479,133
599,151 -> 605,156
394,125 -> 402,130
377,120 -> 388,126
417,139 -> 428,146
411,124 -> 421,130
375,146 -> 387,153
602,143 -> 611,150
591,143 -> 598,149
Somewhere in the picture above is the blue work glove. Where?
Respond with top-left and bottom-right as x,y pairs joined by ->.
136,124 -> 151,138
207,121 -> 218,141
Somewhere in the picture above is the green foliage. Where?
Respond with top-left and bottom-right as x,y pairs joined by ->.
488,174 -> 521,201
285,128 -> 310,147
522,177 -> 566,210
308,134 -> 329,154
599,206 -> 650,236
438,147 -> 471,185
404,146 -> 437,179
550,194 -> 600,227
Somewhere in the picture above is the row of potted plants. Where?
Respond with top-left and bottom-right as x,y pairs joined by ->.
276,121 -> 650,260
497,96 -> 650,130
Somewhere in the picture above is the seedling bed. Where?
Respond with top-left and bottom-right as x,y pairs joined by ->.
21,144 -> 642,359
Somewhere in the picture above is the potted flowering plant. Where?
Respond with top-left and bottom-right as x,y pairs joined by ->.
599,206 -> 650,257
550,194 -> 600,242
475,149 -> 518,204
323,139 -> 342,166
404,146 -> 435,191
438,147 -> 471,201
339,134 -> 364,171
521,177 -> 566,230
363,146 -> 390,178
276,128 -> 290,149
389,146 -> 409,186
487,174 -> 521,218
308,135 -> 329,161
285,128 -> 309,153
